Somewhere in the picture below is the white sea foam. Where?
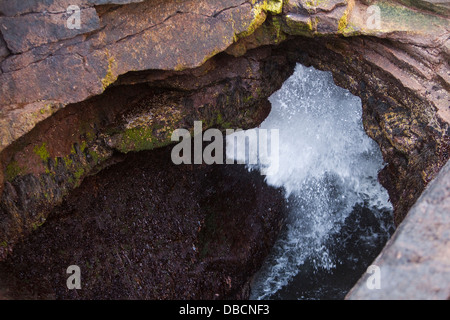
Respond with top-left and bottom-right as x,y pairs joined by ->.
226,64 -> 392,300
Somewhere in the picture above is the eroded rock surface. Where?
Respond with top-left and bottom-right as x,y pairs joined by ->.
0,0 -> 449,298
0,145 -> 286,299
0,44 -> 293,261
0,0 -> 281,152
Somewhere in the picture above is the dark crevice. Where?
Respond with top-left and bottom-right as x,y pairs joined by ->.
212,1 -> 247,18
94,4 -> 123,18
0,31 -> 11,63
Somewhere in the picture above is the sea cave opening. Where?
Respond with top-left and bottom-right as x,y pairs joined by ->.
227,63 -> 395,299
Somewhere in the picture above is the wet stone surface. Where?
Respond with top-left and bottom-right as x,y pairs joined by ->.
0,143 -> 286,299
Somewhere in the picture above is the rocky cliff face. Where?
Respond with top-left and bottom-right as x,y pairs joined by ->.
0,0 -> 449,294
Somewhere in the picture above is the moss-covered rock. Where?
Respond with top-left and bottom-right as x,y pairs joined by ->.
0,44 -> 293,261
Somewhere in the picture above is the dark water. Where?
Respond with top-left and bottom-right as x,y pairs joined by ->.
258,202 -> 394,300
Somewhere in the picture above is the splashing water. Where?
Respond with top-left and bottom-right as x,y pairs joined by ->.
226,64 -> 394,300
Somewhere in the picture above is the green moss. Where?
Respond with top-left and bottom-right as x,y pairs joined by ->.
74,168 -> 85,180
116,127 -> 172,153
68,166 -> 86,187
32,220 -> 45,231
375,1 -> 446,32
308,18 -> 314,31
216,113 -> 224,124
0,241 -> 7,248
5,161 -> 24,181
88,150 -> 99,164
216,112 -> 232,129
243,95 -> 253,104
63,156 -> 73,167
33,143 -> 50,162
80,141 -> 88,152
85,130 -> 95,141
33,103 -> 53,118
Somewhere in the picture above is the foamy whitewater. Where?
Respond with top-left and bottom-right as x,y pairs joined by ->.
226,64 -> 393,299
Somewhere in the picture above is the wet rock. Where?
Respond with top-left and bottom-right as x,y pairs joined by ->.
0,47 -> 292,261
0,145 -> 286,299
249,31 -> 448,225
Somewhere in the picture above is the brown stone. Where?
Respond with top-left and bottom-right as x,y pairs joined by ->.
0,7 -> 100,54
346,159 -> 450,300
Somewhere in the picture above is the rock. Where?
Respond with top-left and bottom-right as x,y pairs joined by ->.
346,159 -> 450,300
282,0 -> 348,35
0,0 -> 145,17
0,145 -> 286,299
0,0 -> 448,300
394,0 -> 450,17
1,0 -> 448,153
0,7 -> 100,54
0,34 -> 9,62
343,0 -> 449,38
275,35 -> 449,225
0,0 -> 270,152
0,46 -> 294,261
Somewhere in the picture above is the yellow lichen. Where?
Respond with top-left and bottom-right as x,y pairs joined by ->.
33,143 -> 50,162
101,52 -> 117,90
307,17 -> 314,31
237,0 -> 283,39
338,0 -> 355,34
263,0 -> 283,14
338,9 -> 349,32
238,10 -> 268,39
